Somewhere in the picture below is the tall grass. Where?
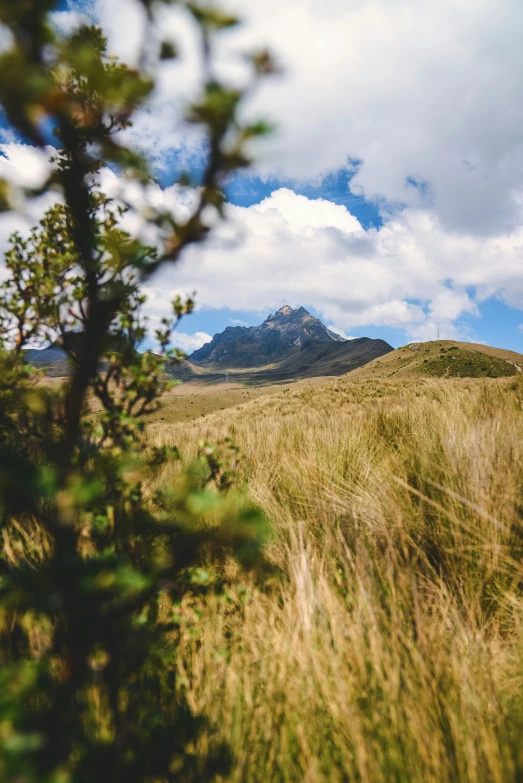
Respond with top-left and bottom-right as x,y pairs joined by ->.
148,377 -> 523,782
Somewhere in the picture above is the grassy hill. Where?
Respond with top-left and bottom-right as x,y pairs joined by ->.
347,339 -> 523,380
14,355 -> 523,780
142,339 -> 523,427
16,337 -> 523,781
144,374 -> 523,781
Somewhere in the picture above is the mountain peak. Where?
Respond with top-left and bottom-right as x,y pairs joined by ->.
189,305 -> 351,368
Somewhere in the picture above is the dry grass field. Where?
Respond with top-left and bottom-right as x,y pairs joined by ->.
147,376 -> 331,424
144,374 -> 523,782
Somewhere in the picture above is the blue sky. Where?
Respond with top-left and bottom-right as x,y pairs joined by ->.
2,0 -> 523,354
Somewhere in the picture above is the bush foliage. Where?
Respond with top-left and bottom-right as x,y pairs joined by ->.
0,2 -> 273,780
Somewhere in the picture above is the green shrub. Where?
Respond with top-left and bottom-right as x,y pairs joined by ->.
420,349 -> 516,378
0,3 -> 274,781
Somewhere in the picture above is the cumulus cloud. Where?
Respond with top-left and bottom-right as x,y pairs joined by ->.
325,325 -> 357,340
4,0 -> 523,345
144,186 -> 523,342
0,143 -> 53,189
73,0 -> 523,238
229,318 -> 250,326
1,145 -> 522,345
170,331 -> 212,353
227,0 -> 523,237
50,9 -> 91,34
0,145 -> 59,279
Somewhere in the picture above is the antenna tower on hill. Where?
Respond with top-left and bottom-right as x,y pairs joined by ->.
437,327 -> 440,340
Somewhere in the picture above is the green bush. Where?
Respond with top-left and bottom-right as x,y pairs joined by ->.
0,3 -> 274,780
420,349 -> 516,378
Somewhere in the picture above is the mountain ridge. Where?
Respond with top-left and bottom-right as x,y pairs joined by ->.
21,306 -> 395,382
190,305 -> 346,368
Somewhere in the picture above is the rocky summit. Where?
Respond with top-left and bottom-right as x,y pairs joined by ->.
22,306 -> 395,382
185,305 -> 394,380
189,305 -> 347,368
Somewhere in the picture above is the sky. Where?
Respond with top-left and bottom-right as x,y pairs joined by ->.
2,0 -> 523,353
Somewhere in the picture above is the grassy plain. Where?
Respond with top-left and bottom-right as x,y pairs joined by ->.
147,376 -> 330,424
146,373 -> 523,782
350,340 -> 523,380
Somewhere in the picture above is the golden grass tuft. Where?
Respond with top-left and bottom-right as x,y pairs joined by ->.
147,376 -> 523,782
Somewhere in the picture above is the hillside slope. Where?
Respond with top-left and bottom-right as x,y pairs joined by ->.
146,373 -> 523,781
163,336 -> 393,385
251,336 -> 394,381
23,343 -> 70,377
347,340 -> 523,380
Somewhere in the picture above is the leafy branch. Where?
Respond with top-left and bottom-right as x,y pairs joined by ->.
0,3 -> 275,781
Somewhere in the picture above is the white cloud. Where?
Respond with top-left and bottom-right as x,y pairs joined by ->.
143,186 -> 523,342
93,0 -> 147,67
78,0 -> 523,238
1,145 -> 522,345
50,10 -> 90,34
0,24 -> 13,54
225,0 -> 523,236
0,143 -> 53,189
86,0 -> 207,168
229,318 -> 250,326
0,145 -> 59,280
170,330 -> 212,353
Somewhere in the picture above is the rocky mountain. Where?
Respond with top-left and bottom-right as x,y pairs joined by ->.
24,342 -> 70,377
22,307 -> 395,382
23,334 -> 131,378
184,305 -> 394,379
189,305 -> 347,368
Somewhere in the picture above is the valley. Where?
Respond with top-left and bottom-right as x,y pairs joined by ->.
153,338 -> 523,423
